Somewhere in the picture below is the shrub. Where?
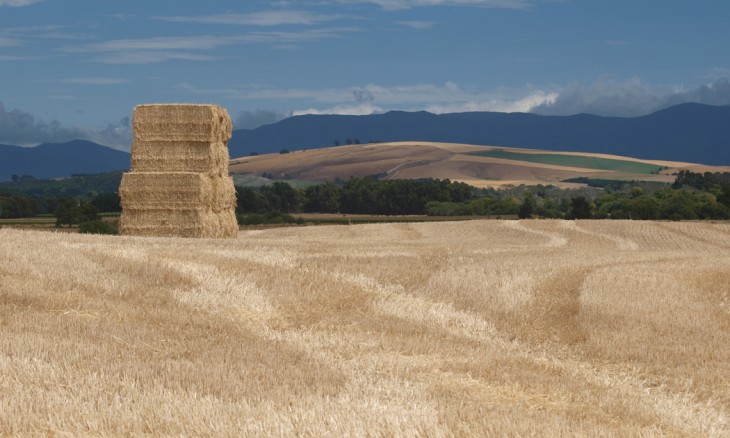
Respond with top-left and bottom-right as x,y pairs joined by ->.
237,213 -> 303,226
79,220 -> 118,235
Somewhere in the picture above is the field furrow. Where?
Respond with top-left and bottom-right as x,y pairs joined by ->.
1,220 -> 729,436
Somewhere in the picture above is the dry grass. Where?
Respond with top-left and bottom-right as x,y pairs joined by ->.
1,220 -> 729,436
228,141 -> 730,188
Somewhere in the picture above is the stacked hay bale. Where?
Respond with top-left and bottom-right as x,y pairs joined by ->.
119,104 -> 238,238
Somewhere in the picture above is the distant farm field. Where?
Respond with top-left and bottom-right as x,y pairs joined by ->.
1,221 -> 729,436
469,149 -> 666,174
228,141 -> 730,189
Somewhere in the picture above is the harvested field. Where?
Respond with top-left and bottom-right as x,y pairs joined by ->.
1,221 -> 729,436
228,141 -> 730,188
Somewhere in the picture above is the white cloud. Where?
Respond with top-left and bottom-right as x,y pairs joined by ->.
0,0 -> 43,6
530,77 -> 668,117
0,101 -> 132,149
335,0 -> 530,11
158,10 -> 346,26
0,55 -> 44,61
71,36 -> 241,52
93,52 -> 218,65
702,67 -> 730,81
0,101 -> 83,145
396,20 -> 436,29
0,36 -> 23,47
663,78 -> 730,108
426,90 -> 557,113
234,109 -> 292,129
46,94 -> 79,100
64,28 -> 356,64
82,117 -> 133,150
293,103 -> 383,116
177,81 -> 557,115
529,77 -> 730,117
60,77 -> 130,85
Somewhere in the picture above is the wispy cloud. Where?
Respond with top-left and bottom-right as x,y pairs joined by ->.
530,77 -> 730,117
60,77 -> 130,85
334,0 -> 531,11
0,100 -> 83,145
396,20 -> 436,29
5,24 -> 90,41
158,10 -> 346,26
176,81 -> 556,115
234,109 -> 292,129
0,100 -> 133,149
0,36 -> 23,47
64,28 -> 356,64
0,55 -> 27,61
0,0 -> 43,7
293,103 -> 383,116
96,52 -> 218,65
703,67 -> 730,81
46,94 -> 78,100
70,36 -> 241,52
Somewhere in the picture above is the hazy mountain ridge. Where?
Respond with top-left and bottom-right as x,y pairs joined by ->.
0,140 -> 130,181
1,103 -> 729,181
229,103 -> 730,165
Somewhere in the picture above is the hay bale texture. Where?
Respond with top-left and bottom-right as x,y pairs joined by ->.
119,104 -> 238,238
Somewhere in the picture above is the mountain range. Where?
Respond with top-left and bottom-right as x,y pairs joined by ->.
0,140 -> 130,182
1,103 -> 729,181
228,103 -> 730,165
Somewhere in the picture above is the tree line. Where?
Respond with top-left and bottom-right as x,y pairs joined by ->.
235,171 -> 730,221
2,171 -> 730,225
236,177 -> 474,216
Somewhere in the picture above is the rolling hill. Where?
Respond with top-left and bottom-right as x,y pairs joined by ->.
229,141 -> 730,188
0,140 -> 129,181
228,103 -> 730,165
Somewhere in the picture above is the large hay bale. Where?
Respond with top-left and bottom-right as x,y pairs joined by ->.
133,104 -> 232,143
119,208 -> 237,238
130,140 -> 230,175
119,104 -> 237,238
119,173 -> 236,212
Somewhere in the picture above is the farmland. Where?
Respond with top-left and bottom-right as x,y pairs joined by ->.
228,141 -> 730,189
469,149 -> 666,174
1,221 -> 729,436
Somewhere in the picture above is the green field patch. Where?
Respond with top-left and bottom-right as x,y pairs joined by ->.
470,150 -> 664,174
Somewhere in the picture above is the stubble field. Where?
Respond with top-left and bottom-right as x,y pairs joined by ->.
1,220 -> 729,436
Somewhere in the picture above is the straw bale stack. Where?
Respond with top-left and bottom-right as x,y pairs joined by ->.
119,104 -> 238,238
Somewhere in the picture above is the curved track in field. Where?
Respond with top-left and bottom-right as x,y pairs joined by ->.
1,220 -> 729,436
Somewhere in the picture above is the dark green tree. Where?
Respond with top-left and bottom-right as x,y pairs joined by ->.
91,192 -> 121,213
517,196 -> 534,219
568,196 -> 592,219
303,183 -> 342,213
235,186 -> 267,214
55,197 -> 82,228
622,196 -> 660,220
261,181 -> 300,213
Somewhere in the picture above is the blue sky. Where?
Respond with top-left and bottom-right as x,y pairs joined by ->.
1,0 -> 730,149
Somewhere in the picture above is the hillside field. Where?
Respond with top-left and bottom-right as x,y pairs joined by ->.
1,221 -> 729,436
229,142 -> 730,188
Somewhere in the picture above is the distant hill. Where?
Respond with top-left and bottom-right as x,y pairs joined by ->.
229,141 -> 730,189
228,103 -> 730,165
2,103 -> 729,182
0,140 -> 130,181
